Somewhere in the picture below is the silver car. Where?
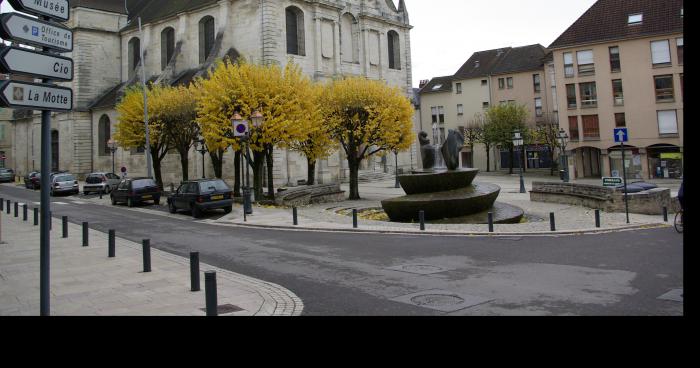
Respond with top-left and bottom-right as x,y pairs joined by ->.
0,168 -> 14,183
83,172 -> 121,194
50,173 -> 79,196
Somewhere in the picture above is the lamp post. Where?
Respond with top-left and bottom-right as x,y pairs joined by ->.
557,129 -> 569,183
107,139 -> 118,174
232,113 -> 253,215
195,138 -> 208,179
394,150 -> 400,188
512,130 -> 526,193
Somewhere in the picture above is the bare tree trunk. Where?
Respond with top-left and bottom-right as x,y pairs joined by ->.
348,157 -> 360,200
209,149 -> 224,179
265,145 -> 275,200
252,150 -> 265,201
307,159 -> 316,185
521,144 -> 527,173
233,150 -> 241,197
177,148 -> 189,182
152,154 -> 164,189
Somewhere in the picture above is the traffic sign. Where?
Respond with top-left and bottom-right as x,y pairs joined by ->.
0,12 -> 73,52
614,128 -> 628,143
233,120 -> 249,137
0,80 -> 72,111
602,177 -> 623,187
0,46 -> 73,81
7,0 -> 70,22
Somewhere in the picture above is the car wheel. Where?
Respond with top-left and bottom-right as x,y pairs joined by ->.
111,196 -> 117,205
168,202 -> 177,214
84,190 -> 90,195
127,197 -> 134,207
192,205 -> 202,218
224,206 -> 232,214
154,197 -> 160,205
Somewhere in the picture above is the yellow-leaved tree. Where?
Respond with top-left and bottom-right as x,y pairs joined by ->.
158,84 -> 199,181
320,77 -> 415,200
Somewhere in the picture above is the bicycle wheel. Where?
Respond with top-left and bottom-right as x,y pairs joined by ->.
674,211 -> 683,233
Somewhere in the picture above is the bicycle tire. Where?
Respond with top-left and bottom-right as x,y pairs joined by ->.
674,211 -> 683,233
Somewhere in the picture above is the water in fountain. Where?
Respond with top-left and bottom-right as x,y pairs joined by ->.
432,145 -> 446,170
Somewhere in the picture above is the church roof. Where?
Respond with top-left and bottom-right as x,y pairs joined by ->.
121,0 -> 219,31
69,0 -> 128,14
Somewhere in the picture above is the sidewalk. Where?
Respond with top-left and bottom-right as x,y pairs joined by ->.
0,209 -> 303,316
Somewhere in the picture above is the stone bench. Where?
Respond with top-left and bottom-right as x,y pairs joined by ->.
275,183 -> 345,207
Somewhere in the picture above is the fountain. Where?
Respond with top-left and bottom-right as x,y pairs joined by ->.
380,130 -> 523,223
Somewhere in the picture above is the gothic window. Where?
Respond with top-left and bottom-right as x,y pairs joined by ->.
98,115 -> 111,156
128,37 -> 140,79
388,30 -> 401,70
340,13 -> 359,63
199,16 -> 215,64
286,7 -> 305,56
161,27 -> 175,70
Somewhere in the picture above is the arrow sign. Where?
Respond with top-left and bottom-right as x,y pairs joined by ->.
0,46 -> 73,81
614,128 -> 628,143
0,12 -> 73,52
0,80 -> 72,111
7,0 -> 70,22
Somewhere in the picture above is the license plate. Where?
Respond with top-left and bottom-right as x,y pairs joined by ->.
142,195 -> 152,199
211,195 -> 224,200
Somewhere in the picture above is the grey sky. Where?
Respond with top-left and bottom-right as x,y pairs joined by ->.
1,0 -> 598,88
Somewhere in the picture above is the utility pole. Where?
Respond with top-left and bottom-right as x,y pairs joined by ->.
138,17 -> 153,179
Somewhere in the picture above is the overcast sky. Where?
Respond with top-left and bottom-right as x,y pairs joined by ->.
1,0 -> 597,88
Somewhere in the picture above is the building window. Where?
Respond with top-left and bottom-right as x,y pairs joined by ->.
579,82 -> 597,108
388,30 -> 401,70
612,79 -> 624,106
564,52 -> 574,77
438,106 -> 445,123
498,78 -> 505,89
506,77 -> 513,89
98,115 -> 111,156
651,40 -> 671,66
657,110 -> 678,135
286,7 -> 306,56
340,13 -> 359,63
127,37 -> 140,79
628,13 -> 643,25
533,74 -> 541,93
481,79 -> 487,86
581,114 -> 600,139
456,83 -> 462,94
566,84 -> 576,109
534,98 -> 542,117
483,102 -> 489,109
568,116 -> 579,141
609,46 -> 621,72
161,27 -> 175,71
457,104 -> 464,115
577,50 -> 594,76
551,86 -> 558,112
654,75 -> 675,102
676,38 -> 683,65
431,107 -> 438,123
615,113 -> 626,127
198,16 -> 216,64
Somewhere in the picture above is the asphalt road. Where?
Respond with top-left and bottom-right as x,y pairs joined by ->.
0,184 -> 684,315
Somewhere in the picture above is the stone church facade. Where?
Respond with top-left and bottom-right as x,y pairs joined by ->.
9,0 -> 415,187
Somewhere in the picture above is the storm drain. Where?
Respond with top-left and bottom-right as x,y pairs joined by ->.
200,304 -> 245,315
391,289 -> 493,313
657,289 -> 683,303
385,264 -> 452,275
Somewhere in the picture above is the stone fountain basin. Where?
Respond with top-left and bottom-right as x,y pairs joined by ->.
381,183 -> 500,222
399,168 -> 479,195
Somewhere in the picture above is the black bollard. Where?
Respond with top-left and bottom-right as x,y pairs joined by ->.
595,210 -> 601,228
293,207 -> 298,226
99,190 -> 103,199
205,271 -> 218,316
419,210 -> 425,231
0,197 -> 3,211
550,212 -> 556,231
108,230 -> 115,257
488,212 -> 494,233
663,207 -> 668,222
23,204 -> 27,221
62,216 -> 68,238
82,222 -> 89,247
190,252 -> 200,292
14,202 -> 18,218
34,208 -> 38,226
142,239 -> 151,273
352,209 -> 358,229
6,200 -> 9,214
49,211 -> 52,231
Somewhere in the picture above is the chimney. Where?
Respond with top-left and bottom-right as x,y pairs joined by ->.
419,79 -> 430,88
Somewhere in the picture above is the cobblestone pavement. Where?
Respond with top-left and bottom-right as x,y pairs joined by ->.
0,211 -> 303,316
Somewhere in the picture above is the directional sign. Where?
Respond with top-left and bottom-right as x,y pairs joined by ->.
0,12 -> 73,52
614,128 -> 628,143
0,80 -> 72,111
602,177 -> 623,187
0,46 -> 73,81
7,0 -> 70,22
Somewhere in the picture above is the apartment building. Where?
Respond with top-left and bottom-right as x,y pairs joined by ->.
549,0 -> 683,180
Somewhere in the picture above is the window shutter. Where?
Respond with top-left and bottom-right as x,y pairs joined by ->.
651,40 -> 671,64
576,50 -> 594,65
677,38 -> 683,47
563,52 -> 573,64
657,110 -> 678,134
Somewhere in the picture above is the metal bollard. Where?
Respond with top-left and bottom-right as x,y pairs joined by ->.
23,204 -> 27,221
62,216 -> 68,238
108,230 -> 115,257
488,212 -> 494,233
293,207 -> 298,226
34,208 -> 38,226
419,210 -> 425,231
595,210 -> 601,228
49,211 -> 52,231
352,209 -> 358,229
82,222 -> 89,247
142,239 -> 151,273
205,271 -> 218,316
550,212 -> 556,231
14,202 -> 18,217
663,207 -> 668,222
190,252 -> 200,292
6,200 -> 9,214
0,197 -> 3,211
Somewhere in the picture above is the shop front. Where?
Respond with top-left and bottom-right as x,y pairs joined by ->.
647,144 -> 683,179
500,145 -> 553,170
608,146 -> 643,180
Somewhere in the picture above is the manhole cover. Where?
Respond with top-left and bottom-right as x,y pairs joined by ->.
200,303 -> 244,314
391,289 -> 493,312
657,289 -> 683,303
385,264 -> 451,275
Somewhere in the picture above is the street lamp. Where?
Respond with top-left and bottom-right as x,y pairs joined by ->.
557,129 -> 570,183
195,138 -> 208,179
512,130 -> 526,193
394,150 -> 400,188
232,112 -> 253,216
107,139 -> 118,174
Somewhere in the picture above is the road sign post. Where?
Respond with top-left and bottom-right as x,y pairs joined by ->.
614,128 -> 630,224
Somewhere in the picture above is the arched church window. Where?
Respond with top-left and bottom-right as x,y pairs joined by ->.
161,27 -> 175,70
128,37 -> 141,79
98,115 -> 111,156
199,16 -> 215,64
388,30 -> 401,70
286,7 -> 305,56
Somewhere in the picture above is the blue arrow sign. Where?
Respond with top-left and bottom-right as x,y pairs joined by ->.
614,128 -> 628,143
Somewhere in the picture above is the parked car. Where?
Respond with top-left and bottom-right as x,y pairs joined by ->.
0,168 -> 15,183
50,173 -> 79,196
615,181 -> 659,193
167,179 -> 233,218
110,177 -> 161,207
24,171 -> 39,189
83,172 -> 121,194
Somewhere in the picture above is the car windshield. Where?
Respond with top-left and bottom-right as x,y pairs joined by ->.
0,169 -> 11,173
198,180 -> 230,194
56,175 -> 75,182
132,179 -> 157,189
